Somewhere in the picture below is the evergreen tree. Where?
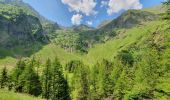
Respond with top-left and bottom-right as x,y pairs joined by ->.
0,67 -> 8,88
95,60 -> 114,98
20,58 -> 42,96
12,59 -> 25,92
51,57 -> 70,100
7,75 -> 13,91
42,58 -> 52,99
90,64 -> 99,99
72,61 -> 89,100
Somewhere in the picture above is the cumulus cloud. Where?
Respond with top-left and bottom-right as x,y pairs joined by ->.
71,14 -> 82,25
103,0 -> 143,15
61,0 -> 97,16
86,21 -> 93,26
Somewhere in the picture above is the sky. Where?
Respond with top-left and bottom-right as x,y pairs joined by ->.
22,0 -> 164,27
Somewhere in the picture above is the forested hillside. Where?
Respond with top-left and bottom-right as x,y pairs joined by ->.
0,0 -> 169,100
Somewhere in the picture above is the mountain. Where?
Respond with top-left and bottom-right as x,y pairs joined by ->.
97,20 -> 112,29
74,10 -> 159,52
72,24 -> 94,31
0,0 -> 52,24
0,2 -> 170,100
100,9 -> 158,31
144,4 -> 165,14
0,3 -> 48,58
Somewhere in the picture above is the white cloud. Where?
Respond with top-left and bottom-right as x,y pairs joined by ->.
86,21 -> 93,26
71,14 -> 82,25
101,1 -> 108,7
61,0 -> 97,16
103,0 -> 143,15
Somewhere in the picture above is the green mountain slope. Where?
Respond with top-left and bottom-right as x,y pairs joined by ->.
100,9 -> 158,31
0,3 -> 48,59
83,21 -> 162,65
0,1 -> 169,99
0,4 -> 166,68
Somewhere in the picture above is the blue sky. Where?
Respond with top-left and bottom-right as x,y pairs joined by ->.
22,0 -> 163,27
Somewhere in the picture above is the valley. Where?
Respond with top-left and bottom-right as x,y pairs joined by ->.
0,0 -> 169,100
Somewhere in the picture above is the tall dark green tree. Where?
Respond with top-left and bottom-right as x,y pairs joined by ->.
20,58 -> 42,96
42,58 -> 52,99
51,57 -> 70,100
11,59 -> 25,92
0,67 -> 8,88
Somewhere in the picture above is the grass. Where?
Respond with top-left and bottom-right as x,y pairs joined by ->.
82,21 -> 162,65
33,43 -> 81,65
0,21 -> 162,68
0,89 -> 44,100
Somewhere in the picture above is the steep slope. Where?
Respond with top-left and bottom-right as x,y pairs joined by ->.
144,5 -> 165,14
100,9 -> 158,31
0,0 -> 51,23
0,3 -> 48,58
97,20 -> 112,29
73,9 -> 159,53
83,21 -> 163,65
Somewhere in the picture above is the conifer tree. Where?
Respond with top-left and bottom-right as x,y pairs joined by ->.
12,59 -> 25,92
20,58 -> 42,96
42,58 -> 52,99
73,61 -> 89,100
0,67 -> 8,88
51,57 -> 70,100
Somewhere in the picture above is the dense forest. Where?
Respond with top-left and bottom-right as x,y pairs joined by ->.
0,0 -> 170,100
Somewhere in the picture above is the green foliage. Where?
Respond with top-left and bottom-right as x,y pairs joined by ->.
51,58 -> 70,100
71,61 -> 90,100
65,60 -> 82,73
0,3 -> 48,59
163,0 -> 170,21
0,2 -> 170,100
0,67 -> 8,88
41,58 -> 52,99
11,59 -> 25,92
19,58 -> 42,96
53,30 -> 79,52
42,58 -> 70,100
117,50 -> 134,66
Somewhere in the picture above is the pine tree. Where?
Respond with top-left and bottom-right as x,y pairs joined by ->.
42,58 -> 52,99
51,57 -> 70,100
0,67 -> 8,88
94,60 -> 114,98
73,61 -> 89,100
12,59 -> 25,92
90,64 -> 99,99
20,58 -> 42,96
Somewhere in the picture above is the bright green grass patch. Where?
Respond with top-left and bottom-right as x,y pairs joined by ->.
0,89 -> 44,100
33,43 -> 81,65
